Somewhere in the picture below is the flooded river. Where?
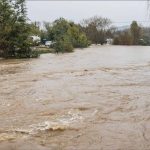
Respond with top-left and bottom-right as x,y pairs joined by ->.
0,45 -> 150,150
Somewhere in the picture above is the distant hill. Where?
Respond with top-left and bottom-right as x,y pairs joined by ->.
117,25 -> 130,31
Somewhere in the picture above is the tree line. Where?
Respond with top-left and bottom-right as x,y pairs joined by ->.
0,0 -> 150,59
113,21 -> 150,46
36,19 -> 150,49
36,16 -> 114,52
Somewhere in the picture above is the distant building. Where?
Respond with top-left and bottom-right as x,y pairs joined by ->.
106,38 -> 113,45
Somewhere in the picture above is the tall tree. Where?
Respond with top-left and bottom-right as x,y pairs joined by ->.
0,0 -> 32,58
130,21 -> 141,45
0,0 -> 14,54
81,16 -> 112,44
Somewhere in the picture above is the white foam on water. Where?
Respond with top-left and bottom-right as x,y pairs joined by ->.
14,110 -> 83,135
0,108 -> 98,143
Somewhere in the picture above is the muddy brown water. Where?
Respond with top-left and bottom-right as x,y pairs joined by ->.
0,45 -> 150,150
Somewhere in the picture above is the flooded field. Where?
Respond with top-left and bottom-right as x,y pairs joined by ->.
0,45 -> 150,150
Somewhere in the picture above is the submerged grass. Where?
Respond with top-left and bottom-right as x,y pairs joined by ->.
32,46 -> 54,55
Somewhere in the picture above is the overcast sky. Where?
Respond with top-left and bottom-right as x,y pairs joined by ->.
26,1 -> 150,27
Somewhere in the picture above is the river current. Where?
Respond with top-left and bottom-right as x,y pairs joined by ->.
0,45 -> 150,150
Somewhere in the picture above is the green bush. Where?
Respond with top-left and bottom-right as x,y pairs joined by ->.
12,49 -> 39,59
46,18 -> 89,53
76,34 -> 89,48
54,39 -> 73,53
29,50 -> 40,58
